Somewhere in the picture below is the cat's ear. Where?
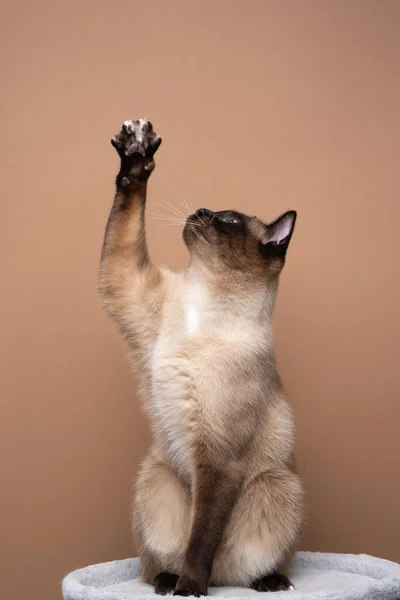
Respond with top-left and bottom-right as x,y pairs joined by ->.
260,211 -> 297,259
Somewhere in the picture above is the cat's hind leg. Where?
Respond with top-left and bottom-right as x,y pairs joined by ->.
132,453 -> 190,593
211,468 -> 304,591
251,572 -> 295,592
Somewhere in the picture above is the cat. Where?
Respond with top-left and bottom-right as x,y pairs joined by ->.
99,118 -> 305,596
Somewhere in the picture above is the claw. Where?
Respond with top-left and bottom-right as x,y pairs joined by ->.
150,135 -> 161,147
111,136 -> 123,149
147,136 -> 162,157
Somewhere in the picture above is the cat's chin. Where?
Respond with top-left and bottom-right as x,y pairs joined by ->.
185,221 -> 211,246
192,225 -> 211,245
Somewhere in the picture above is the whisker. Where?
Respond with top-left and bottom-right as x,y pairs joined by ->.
188,198 -> 195,214
163,221 -> 202,228
149,214 -> 202,227
152,204 -> 185,220
152,213 -> 185,220
152,204 -> 186,221
181,195 -> 193,217
161,200 -> 188,219
149,216 -> 187,225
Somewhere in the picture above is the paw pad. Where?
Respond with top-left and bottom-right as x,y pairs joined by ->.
112,118 -> 161,158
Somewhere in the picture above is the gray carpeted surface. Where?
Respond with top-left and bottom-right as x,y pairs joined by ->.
62,551 -> 400,600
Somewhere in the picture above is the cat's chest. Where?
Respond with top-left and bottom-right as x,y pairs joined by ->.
147,282 -> 267,465
148,322 -> 200,472
149,314 -> 205,404
148,302 -> 262,419
150,283 -> 265,388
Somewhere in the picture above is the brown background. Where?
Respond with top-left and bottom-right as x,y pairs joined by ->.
1,1 -> 399,599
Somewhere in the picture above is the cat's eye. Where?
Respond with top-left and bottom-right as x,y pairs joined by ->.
224,217 -> 239,223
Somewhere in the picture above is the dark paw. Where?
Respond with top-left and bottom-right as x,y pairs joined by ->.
251,572 -> 295,592
111,119 -> 162,158
173,574 -> 207,597
111,118 -> 162,184
154,572 -> 179,595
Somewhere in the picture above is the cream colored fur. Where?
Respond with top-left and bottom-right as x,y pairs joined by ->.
121,266 -> 305,586
99,119 -> 305,590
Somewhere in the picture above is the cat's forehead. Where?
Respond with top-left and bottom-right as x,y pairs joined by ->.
216,209 -> 263,225
247,216 -> 266,238
215,209 -> 246,220
215,209 -> 265,238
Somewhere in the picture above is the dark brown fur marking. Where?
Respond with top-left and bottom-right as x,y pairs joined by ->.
99,118 -> 305,595
154,572 -> 179,595
175,465 -> 242,595
252,572 -> 294,592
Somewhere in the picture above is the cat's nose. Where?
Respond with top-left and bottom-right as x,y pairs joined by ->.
195,208 -> 214,219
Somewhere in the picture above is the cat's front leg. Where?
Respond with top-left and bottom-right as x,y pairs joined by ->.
174,464 -> 243,597
99,119 -> 163,336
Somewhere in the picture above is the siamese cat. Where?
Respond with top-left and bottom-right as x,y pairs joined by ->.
99,118 -> 305,596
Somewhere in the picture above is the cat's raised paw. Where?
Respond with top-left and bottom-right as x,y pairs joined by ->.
111,118 -> 161,159
111,118 -> 162,184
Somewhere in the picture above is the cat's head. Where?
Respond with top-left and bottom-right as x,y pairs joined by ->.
183,208 -> 296,279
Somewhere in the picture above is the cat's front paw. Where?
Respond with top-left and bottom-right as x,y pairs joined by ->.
173,574 -> 207,597
111,118 -> 162,184
154,573 -> 179,595
251,572 -> 295,592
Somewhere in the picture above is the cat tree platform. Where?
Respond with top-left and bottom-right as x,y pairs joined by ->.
62,551 -> 400,600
